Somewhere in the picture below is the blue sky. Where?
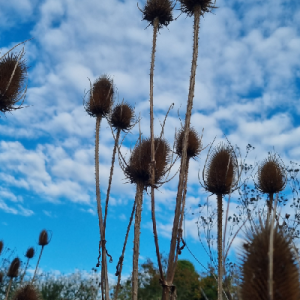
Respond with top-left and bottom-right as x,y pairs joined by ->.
0,0 -> 300,285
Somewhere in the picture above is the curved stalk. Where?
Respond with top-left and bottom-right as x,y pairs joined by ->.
32,246 -> 44,283
132,183 -> 144,300
163,5 -> 201,300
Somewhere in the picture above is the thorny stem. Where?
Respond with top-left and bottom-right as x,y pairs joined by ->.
132,183 -> 144,300
32,246 -> 44,283
20,258 -> 29,284
163,6 -> 201,300
4,278 -> 12,300
217,194 -> 223,300
114,200 -> 136,300
149,17 -> 165,285
95,116 -> 109,300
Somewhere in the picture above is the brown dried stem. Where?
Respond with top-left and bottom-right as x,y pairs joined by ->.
162,5 -> 201,300
32,247 -> 44,283
217,193 -> 223,300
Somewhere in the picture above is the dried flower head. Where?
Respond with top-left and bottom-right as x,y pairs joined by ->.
38,229 -> 50,246
110,102 -> 135,132
179,0 -> 217,16
241,223 -> 300,300
256,154 -> 287,195
125,137 -> 170,186
0,52 -> 27,114
12,284 -> 41,300
7,257 -> 20,278
142,0 -> 174,29
0,240 -> 3,255
175,127 -> 201,159
84,75 -> 114,118
204,143 -> 238,195
25,247 -> 35,259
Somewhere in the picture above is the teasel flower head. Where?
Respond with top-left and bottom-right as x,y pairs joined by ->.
141,0 -> 174,29
179,0 -> 217,17
256,153 -> 287,195
175,127 -> 202,159
12,284 -> 42,300
7,257 -> 20,278
25,247 -> 35,259
0,52 -> 27,114
109,101 -> 135,132
203,142 -> 239,195
38,229 -> 50,246
240,222 -> 300,300
84,74 -> 114,118
0,240 -> 3,255
125,137 -> 170,186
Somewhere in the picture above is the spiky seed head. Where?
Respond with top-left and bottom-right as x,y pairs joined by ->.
0,240 -> 3,255
84,75 -> 114,118
125,137 -> 170,186
257,154 -> 286,195
38,229 -> 50,246
12,284 -> 42,300
142,0 -> 174,29
110,102 -> 134,131
7,257 -> 20,278
240,223 -> 300,300
25,247 -> 35,259
204,143 -> 238,195
175,127 -> 201,158
0,52 -> 27,114
179,0 -> 217,16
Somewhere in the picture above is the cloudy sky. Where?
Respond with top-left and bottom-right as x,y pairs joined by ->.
0,0 -> 300,284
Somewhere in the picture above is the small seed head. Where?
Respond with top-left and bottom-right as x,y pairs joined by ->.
0,52 -> 27,114
142,0 -> 174,29
12,284 -> 42,300
204,143 -> 238,195
241,223 -> 300,300
125,137 -> 170,186
179,0 -> 217,16
175,127 -> 201,158
7,257 -> 20,278
84,75 -> 114,118
110,102 -> 134,131
25,247 -> 35,259
38,230 -> 50,246
257,154 -> 286,194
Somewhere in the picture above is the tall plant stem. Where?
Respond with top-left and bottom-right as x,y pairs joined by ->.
4,278 -> 12,300
32,246 -> 44,283
162,6 -> 201,300
217,194 -> 223,300
149,16 -> 165,283
20,258 -> 29,284
95,116 -> 109,300
132,183 -> 144,300
267,192 -> 274,224
114,200 -> 136,300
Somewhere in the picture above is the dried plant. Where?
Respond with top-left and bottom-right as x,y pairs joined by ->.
20,247 -> 35,284
240,221 -> 300,300
202,142 -> 239,300
11,284 -> 42,300
5,257 -> 20,300
84,74 -> 115,300
0,51 -> 27,114
179,0 -> 217,16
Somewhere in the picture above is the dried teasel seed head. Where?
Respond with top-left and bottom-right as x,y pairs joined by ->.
179,0 -> 217,16
0,52 -> 27,114
38,229 -> 50,246
204,143 -> 238,195
175,127 -> 202,159
12,284 -> 42,300
256,154 -> 287,195
0,240 -> 3,255
240,222 -> 300,300
25,247 -> 35,259
110,102 -> 135,132
142,0 -> 174,29
7,257 -> 20,278
84,74 -> 114,118
125,137 -> 170,186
